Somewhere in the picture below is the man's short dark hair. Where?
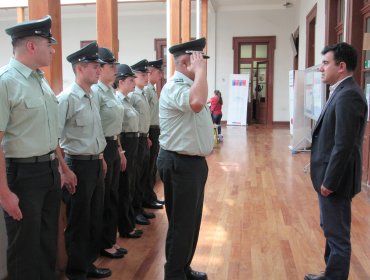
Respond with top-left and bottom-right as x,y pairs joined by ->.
321,42 -> 358,72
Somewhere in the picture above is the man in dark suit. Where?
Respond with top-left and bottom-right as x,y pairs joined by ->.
305,43 -> 367,280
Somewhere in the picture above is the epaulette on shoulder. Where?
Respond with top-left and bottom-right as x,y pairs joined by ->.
174,78 -> 184,83
0,65 -> 10,78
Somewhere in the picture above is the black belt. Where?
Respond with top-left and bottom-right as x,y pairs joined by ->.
65,154 -> 103,160
121,132 -> 140,138
160,148 -> 204,159
150,125 -> 160,129
105,135 -> 118,141
6,152 -> 56,163
139,133 -> 149,138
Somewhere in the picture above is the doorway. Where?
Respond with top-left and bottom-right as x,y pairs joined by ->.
233,36 -> 276,125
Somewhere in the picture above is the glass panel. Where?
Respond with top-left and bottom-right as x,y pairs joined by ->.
256,62 -> 267,102
240,45 -> 252,58
255,45 -> 267,58
366,18 -> 370,65
240,63 -> 251,74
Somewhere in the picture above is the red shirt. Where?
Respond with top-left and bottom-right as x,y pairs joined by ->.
210,96 -> 222,114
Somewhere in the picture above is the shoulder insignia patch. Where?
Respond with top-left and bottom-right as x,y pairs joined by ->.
174,78 -> 184,83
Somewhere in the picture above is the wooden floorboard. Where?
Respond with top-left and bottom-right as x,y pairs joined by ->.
62,125 -> 370,279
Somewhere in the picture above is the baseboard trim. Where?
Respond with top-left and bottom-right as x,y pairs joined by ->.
272,121 -> 289,127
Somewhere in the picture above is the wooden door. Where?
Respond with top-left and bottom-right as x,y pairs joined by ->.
255,61 -> 268,124
233,36 -> 276,125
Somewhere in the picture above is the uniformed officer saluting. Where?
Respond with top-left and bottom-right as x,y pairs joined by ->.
0,16 -> 76,280
58,42 -> 111,279
157,37 -> 214,280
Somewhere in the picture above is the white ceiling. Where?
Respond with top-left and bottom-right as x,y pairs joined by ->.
211,0 -> 295,11
0,0 -> 296,10
0,0 -> 296,20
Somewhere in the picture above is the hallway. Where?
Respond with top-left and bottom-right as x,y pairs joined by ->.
89,125 -> 370,279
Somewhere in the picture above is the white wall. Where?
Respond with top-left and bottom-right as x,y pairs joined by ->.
0,1 -> 327,122
297,0 -> 326,69
215,7 -> 299,122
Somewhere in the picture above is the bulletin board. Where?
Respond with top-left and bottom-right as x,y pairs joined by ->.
304,65 -> 327,121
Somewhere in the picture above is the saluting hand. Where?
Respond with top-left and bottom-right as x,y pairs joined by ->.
187,52 -> 206,75
0,191 -> 22,221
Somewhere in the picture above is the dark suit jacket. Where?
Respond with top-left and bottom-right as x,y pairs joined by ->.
310,77 -> 368,198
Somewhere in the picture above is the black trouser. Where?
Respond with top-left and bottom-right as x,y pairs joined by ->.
4,159 -> 61,280
132,136 -> 150,215
318,194 -> 352,280
63,158 -> 105,280
211,113 -> 222,134
101,140 -> 120,249
157,149 -> 208,280
118,134 -> 139,235
145,125 -> 160,203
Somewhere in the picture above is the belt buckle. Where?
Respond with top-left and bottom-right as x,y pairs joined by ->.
113,135 -> 118,140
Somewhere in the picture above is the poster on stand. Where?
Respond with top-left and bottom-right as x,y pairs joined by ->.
227,74 -> 250,126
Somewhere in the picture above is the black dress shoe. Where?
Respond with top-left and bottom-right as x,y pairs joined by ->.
142,211 -> 156,219
143,201 -> 164,209
86,267 -> 112,278
121,231 -> 142,238
100,249 -> 124,259
116,247 -> 128,254
304,273 -> 326,280
156,199 -> 165,205
185,269 -> 208,280
136,214 -> 150,225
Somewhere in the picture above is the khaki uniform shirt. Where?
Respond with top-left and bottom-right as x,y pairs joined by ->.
159,71 -> 214,156
92,81 -> 124,137
58,82 -> 106,155
0,58 -> 59,158
128,87 -> 150,134
116,91 -> 139,133
145,83 -> 159,126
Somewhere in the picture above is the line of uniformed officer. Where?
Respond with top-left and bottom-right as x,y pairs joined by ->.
0,17 -> 167,280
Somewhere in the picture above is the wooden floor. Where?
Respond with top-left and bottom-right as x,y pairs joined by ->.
73,126 -> 370,279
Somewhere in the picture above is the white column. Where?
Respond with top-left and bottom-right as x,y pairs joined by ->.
196,0 -> 201,38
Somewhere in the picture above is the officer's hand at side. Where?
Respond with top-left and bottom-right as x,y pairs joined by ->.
103,158 -> 107,177
147,138 -> 152,149
320,185 -> 333,197
63,168 -> 77,194
0,191 -> 22,221
120,152 -> 127,172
